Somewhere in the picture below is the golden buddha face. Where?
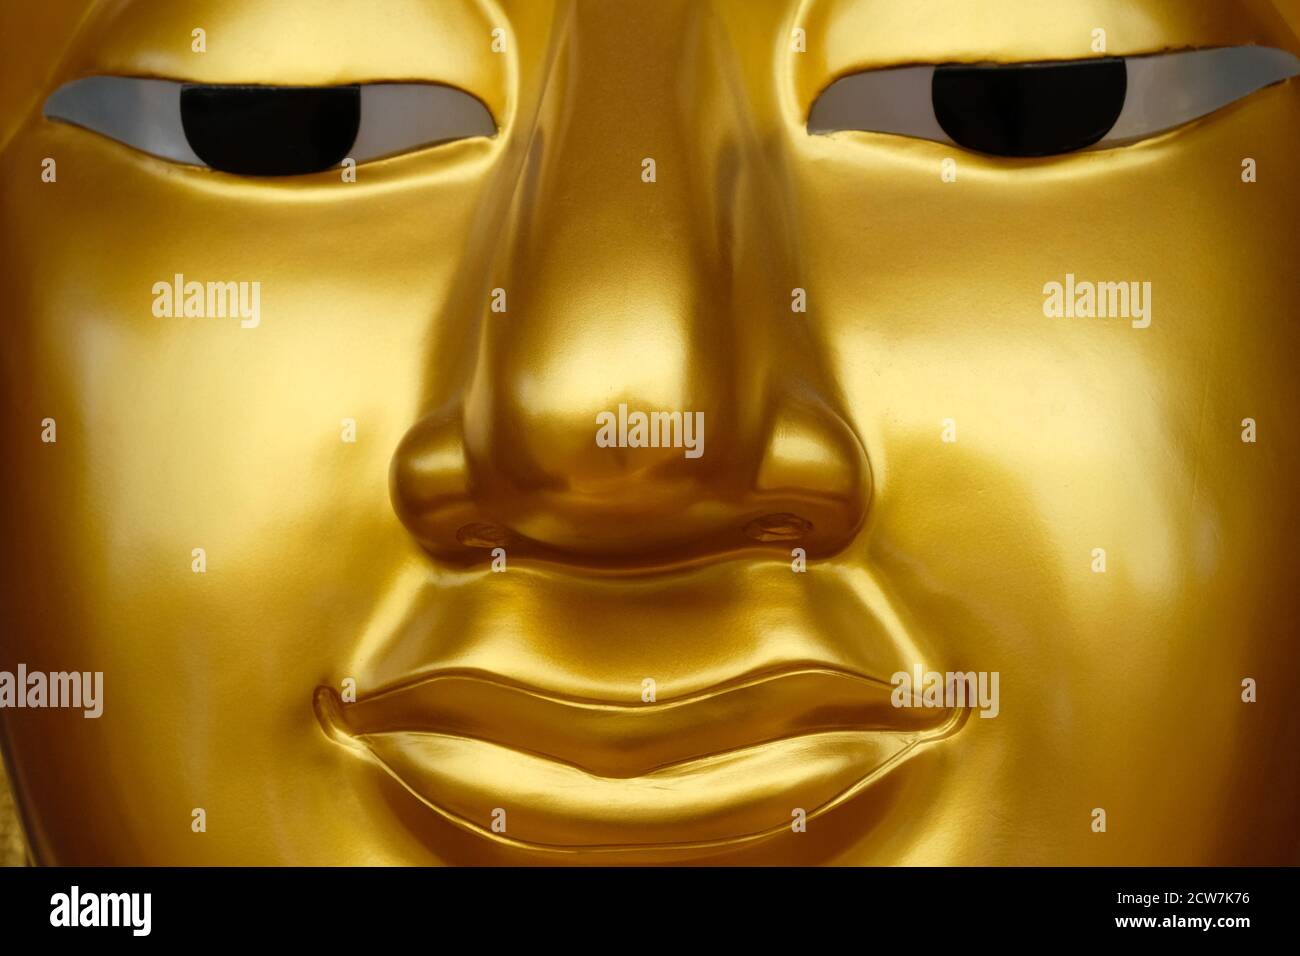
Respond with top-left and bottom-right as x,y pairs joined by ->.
2,0 -> 1299,865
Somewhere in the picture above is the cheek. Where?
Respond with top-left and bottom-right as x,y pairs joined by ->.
0,119 -> 502,635
0,128 -> 504,856
791,88 -> 1300,750
795,84 -> 1300,552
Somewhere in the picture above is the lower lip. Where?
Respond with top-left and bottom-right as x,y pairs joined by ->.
317,689 -> 964,854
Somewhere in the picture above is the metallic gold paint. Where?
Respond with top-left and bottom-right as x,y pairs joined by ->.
0,0 -> 1298,864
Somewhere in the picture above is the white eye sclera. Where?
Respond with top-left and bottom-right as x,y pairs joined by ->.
808,46 -> 1300,157
44,77 -> 496,176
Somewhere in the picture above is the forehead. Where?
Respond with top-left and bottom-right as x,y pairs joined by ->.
26,0 -> 1300,63
13,1 -> 1300,82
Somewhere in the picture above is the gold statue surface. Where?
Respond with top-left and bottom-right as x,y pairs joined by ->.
1,0 -> 1298,865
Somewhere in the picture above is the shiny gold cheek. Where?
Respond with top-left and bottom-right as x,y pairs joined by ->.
0,129 -> 518,862
0,131 -> 494,585
0,127 -> 508,579
790,84 -> 1300,772
790,98 -> 1300,642
796,83 -> 1300,493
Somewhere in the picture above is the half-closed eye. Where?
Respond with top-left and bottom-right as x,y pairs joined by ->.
44,77 -> 497,176
807,46 -> 1300,157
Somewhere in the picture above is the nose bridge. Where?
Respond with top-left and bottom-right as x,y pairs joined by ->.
470,1 -> 743,440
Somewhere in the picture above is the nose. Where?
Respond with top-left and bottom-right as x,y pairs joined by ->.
391,1 -> 871,571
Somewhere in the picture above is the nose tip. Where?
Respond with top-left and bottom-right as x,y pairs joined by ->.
390,391 -> 871,571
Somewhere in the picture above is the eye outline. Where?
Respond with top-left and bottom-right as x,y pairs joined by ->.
806,45 -> 1300,158
42,75 -> 498,176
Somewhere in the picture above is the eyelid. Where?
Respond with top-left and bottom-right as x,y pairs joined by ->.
43,76 -> 497,170
807,46 -> 1300,152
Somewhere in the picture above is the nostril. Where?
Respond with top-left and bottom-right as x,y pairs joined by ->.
744,513 -> 813,542
456,523 -> 511,548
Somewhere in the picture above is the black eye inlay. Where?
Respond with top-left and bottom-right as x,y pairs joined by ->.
179,84 -> 361,176
931,58 -> 1127,157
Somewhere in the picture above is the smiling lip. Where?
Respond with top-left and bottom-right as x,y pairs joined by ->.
314,664 -> 966,854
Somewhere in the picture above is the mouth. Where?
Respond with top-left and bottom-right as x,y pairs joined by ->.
314,662 -> 967,855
